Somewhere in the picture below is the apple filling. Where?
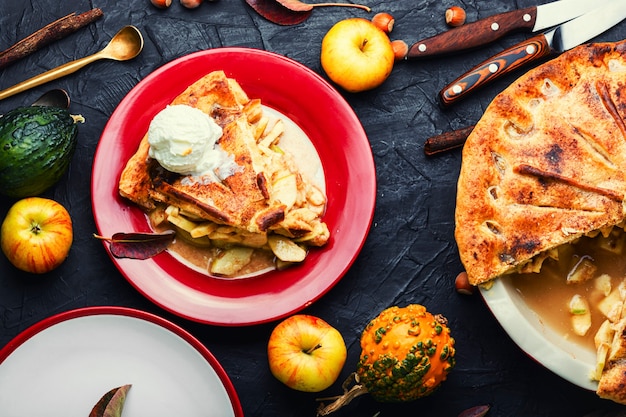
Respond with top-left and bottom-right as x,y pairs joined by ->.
503,223 -> 626,398
147,104 -> 329,278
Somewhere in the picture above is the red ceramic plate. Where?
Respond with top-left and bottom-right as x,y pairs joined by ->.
91,48 -> 376,326
0,306 -> 243,416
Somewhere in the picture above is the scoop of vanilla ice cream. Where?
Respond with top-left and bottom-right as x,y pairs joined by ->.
148,104 -> 223,175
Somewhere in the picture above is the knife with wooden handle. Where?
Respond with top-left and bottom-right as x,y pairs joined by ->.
405,0 -> 615,60
438,1 -> 626,107
406,7 -> 536,59
438,34 -> 553,107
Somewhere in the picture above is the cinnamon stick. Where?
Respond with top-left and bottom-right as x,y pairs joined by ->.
0,8 -> 104,70
424,125 -> 474,156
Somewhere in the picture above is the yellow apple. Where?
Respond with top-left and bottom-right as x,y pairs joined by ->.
321,18 -> 395,93
1,197 -> 73,274
267,314 -> 347,392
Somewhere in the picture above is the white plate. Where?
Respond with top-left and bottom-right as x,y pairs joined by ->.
481,278 -> 597,390
0,307 -> 243,416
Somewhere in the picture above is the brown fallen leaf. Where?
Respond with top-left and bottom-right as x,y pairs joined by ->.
94,230 -> 176,259
245,0 -> 370,26
89,384 -> 132,417
245,0 -> 311,25
276,0 -> 371,12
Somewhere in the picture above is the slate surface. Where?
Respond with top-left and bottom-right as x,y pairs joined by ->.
1,1 -> 626,416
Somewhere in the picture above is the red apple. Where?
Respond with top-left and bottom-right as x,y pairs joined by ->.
321,18 -> 395,93
267,314 -> 347,392
1,197 -> 73,274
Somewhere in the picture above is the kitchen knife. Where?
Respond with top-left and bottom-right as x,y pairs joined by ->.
438,1 -> 626,107
406,0 -> 616,59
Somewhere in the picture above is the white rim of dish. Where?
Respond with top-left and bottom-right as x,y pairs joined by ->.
0,306 -> 243,416
480,278 -> 598,391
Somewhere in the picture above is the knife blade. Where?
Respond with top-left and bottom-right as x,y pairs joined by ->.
406,0 -> 616,60
438,1 -> 626,107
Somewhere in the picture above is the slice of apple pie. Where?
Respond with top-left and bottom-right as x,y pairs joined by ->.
118,70 -> 329,274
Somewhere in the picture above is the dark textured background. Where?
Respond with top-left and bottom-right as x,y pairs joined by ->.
1,1 -> 626,416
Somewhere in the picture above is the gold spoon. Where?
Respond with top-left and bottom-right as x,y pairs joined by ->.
0,25 -> 143,101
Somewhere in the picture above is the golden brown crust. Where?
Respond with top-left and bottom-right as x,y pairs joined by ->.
118,70 -> 329,248
598,317 -> 626,404
118,134 -> 154,210
171,72 -> 249,127
597,360 -> 626,404
455,41 -> 626,286
151,118 -> 279,231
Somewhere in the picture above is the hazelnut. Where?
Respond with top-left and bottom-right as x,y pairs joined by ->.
445,6 -> 466,27
180,0 -> 203,8
391,39 -> 408,61
371,12 -> 395,34
455,271 -> 474,295
150,0 -> 172,8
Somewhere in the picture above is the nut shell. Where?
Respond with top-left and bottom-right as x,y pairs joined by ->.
445,6 -> 466,27
150,0 -> 172,8
371,12 -> 395,34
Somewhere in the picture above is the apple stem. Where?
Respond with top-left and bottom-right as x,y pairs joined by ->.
305,343 -> 323,354
311,3 -> 371,12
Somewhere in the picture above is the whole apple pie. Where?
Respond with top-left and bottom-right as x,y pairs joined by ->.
454,40 -> 626,403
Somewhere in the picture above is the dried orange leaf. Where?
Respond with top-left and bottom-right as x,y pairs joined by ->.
89,384 -> 132,417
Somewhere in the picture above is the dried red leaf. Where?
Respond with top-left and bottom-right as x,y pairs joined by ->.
276,0 -> 371,12
89,384 -> 132,417
245,0 -> 312,25
275,0 -> 314,11
458,405 -> 491,417
94,230 -> 176,259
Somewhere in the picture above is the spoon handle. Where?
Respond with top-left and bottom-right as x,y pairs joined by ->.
0,53 -> 101,101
